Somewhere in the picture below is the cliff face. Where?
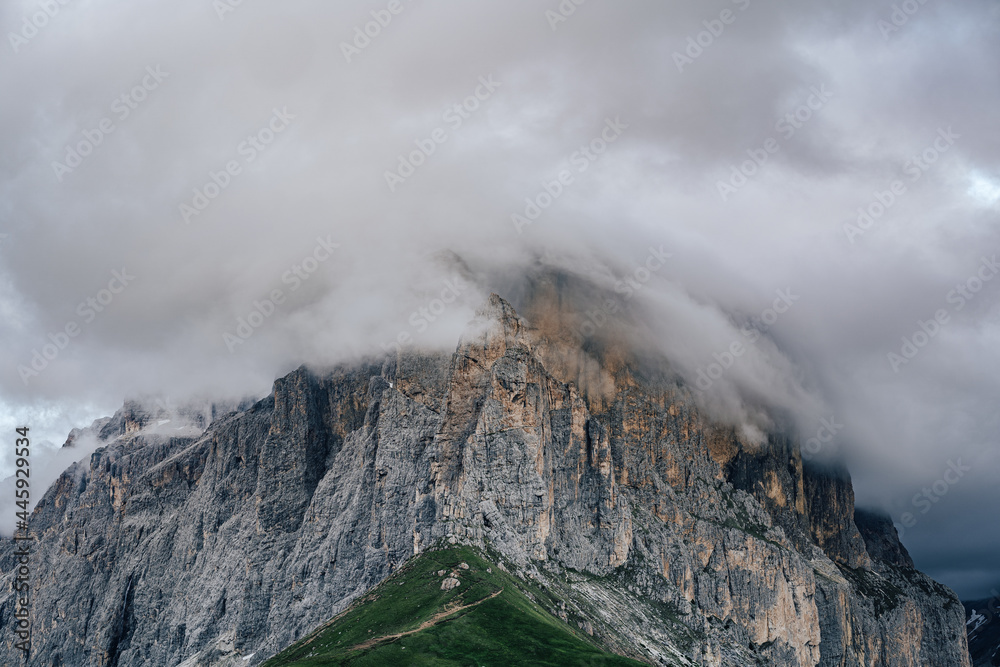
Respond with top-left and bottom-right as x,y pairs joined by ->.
0,294 -> 970,666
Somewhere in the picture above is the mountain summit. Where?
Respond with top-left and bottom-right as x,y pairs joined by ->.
0,293 -> 970,665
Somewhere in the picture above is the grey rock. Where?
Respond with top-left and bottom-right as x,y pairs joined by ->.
0,294 -> 970,666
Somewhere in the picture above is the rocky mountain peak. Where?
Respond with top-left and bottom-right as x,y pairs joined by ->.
0,294 -> 971,666
456,292 -> 530,361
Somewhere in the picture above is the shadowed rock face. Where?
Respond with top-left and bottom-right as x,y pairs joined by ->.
854,508 -> 914,569
0,293 -> 970,666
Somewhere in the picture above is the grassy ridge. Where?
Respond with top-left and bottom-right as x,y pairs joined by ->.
263,545 -> 647,666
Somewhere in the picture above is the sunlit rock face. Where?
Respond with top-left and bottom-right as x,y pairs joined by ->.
0,291 -> 970,666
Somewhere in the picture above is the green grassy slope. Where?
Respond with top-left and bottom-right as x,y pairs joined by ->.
262,544 -> 648,666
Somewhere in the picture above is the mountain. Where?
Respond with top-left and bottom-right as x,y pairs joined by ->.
965,596 -> 1000,666
0,290 -> 971,666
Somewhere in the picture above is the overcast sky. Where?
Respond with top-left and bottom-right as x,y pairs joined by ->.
1,0 -> 998,598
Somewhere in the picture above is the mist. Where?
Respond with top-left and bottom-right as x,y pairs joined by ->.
1,0 -> 998,597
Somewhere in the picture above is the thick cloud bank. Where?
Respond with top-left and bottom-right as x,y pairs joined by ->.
1,0 -> 998,597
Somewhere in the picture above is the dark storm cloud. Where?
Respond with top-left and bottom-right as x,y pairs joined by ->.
0,0 -> 998,596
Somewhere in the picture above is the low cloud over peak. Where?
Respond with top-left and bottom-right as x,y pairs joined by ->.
1,0 -> 998,597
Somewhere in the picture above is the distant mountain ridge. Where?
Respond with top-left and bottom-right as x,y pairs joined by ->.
965,594 -> 1000,666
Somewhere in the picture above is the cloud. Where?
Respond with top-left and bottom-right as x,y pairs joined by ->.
0,429 -> 102,536
1,0 -> 998,596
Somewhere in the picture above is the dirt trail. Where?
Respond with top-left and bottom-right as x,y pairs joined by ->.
351,589 -> 503,651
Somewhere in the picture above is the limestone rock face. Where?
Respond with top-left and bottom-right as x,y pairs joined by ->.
0,294 -> 970,666
854,508 -> 914,568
